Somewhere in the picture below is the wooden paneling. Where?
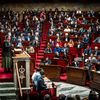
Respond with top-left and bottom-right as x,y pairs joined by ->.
66,67 -> 87,86
40,64 -> 61,81
90,71 -> 100,92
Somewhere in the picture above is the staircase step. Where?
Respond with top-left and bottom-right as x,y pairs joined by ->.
36,59 -> 41,61
38,50 -> 44,53
41,41 -> 47,43
37,54 -> 44,56
0,82 -> 16,100
40,44 -> 46,46
0,93 -> 16,100
36,59 -> 41,62
0,87 -> 16,94
36,61 -> 41,64
0,82 -> 15,88
0,57 -> 2,60
37,56 -> 44,59
38,53 -> 44,55
40,47 -> 45,50
40,46 -> 46,48
41,38 -> 47,43
36,62 -> 40,65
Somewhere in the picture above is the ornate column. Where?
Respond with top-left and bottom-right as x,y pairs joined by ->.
26,59 -> 30,88
13,60 -> 18,88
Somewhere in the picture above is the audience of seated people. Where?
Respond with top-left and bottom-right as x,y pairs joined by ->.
44,8 -> 100,70
0,7 -> 100,100
0,8 -> 46,55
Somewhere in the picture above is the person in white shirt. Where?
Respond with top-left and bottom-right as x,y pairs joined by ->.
31,68 -> 41,90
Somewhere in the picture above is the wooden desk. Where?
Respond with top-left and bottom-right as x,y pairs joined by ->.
90,71 -> 100,92
66,67 -> 87,86
40,64 -> 61,81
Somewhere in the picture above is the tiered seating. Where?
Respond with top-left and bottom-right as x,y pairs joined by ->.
35,21 -> 50,68
0,8 -> 99,99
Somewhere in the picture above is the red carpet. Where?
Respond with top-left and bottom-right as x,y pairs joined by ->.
0,48 -> 13,82
35,22 -> 50,68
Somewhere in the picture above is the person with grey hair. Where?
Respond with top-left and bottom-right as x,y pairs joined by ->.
44,94 -> 51,100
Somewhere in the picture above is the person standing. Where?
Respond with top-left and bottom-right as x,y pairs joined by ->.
2,36 -> 12,72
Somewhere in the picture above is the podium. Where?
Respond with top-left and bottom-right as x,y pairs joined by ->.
13,51 -> 31,90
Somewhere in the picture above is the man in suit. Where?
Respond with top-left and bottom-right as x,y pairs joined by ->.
2,36 -> 12,72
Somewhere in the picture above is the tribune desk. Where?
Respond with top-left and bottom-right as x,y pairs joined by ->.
90,71 -> 100,92
13,51 -> 31,89
40,64 -> 61,81
66,67 -> 87,86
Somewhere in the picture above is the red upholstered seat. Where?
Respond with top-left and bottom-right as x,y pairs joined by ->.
44,53 -> 54,59
60,73 -> 67,81
23,41 -> 30,47
30,91 -> 39,100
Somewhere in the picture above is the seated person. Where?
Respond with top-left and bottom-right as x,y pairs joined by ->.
30,38 -> 40,47
26,46 -> 35,53
48,39 -> 54,47
32,68 -> 47,92
77,40 -> 84,49
73,57 -> 82,68
84,45 -> 92,56
68,39 -> 74,47
88,90 -> 98,100
48,28 -> 55,36
64,26 -> 71,33
41,57 -> 52,65
54,51 -> 60,59
85,58 -> 93,70
93,37 -> 100,43
61,43 -> 69,57
44,46 -> 52,53
93,46 -> 100,56
83,34 -> 89,45
55,37 -> 62,47
64,33 -> 69,42
16,40 -> 23,48
54,43 -> 61,55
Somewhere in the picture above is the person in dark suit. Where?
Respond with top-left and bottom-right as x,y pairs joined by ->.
37,74 -> 47,93
2,36 -> 12,72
